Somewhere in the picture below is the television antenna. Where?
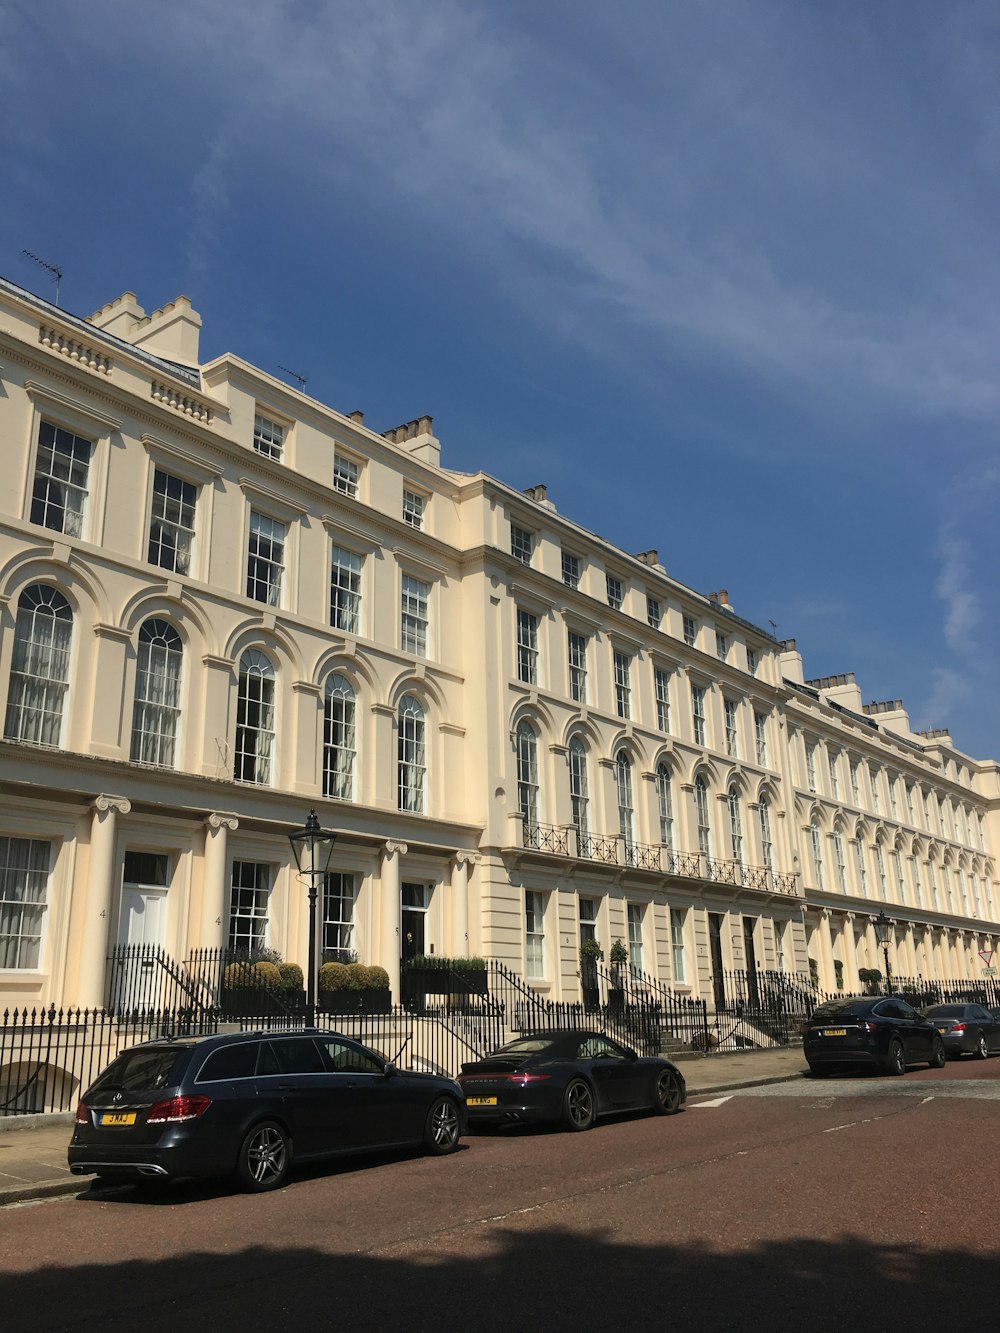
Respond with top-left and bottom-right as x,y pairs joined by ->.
278,364 -> 308,391
22,250 -> 63,306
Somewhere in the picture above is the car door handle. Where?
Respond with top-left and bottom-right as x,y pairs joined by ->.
276,1082 -> 293,1091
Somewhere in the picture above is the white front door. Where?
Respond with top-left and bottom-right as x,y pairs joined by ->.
118,887 -> 168,949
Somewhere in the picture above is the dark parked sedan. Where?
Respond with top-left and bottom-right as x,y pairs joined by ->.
804,997 -> 945,1076
457,1030 -> 685,1130
922,1004 -> 1000,1060
68,1030 -> 466,1192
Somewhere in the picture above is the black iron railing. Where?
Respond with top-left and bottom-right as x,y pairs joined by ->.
516,825 -> 798,896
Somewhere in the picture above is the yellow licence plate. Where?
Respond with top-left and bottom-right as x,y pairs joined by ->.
822,1028 -> 847,1037
467,1096 -> 498,1107
99,1112 -> 136,1127
937,1027 -> 948,1033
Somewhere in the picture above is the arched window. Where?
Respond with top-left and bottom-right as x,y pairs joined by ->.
833,827 -> 847,890
656,763 -> 674,850
130,618 -> 183,767
569,737 -> 589,840
4,585 -> 73,746
397,695 -> 426,813
759,797 -> 773,873
695,776 -> 712,859
323,674 -> 356,800
516,720 -> 539,830
892,849 -> 907,904
235,649 -> 275,785
729,789 -> 744,868
927,857 -> 940,909
616,750 -> 635,850
873,843 -> 887,899
809,817 -> 823,889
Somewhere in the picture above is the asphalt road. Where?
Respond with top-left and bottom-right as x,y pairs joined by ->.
2,1058 -> 999,1333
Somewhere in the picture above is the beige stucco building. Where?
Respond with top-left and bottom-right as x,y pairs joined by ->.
1,273 -> 997,1015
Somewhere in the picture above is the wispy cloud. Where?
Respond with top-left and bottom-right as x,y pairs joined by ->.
935,528 -> 981,654
34,0 -> 1000,420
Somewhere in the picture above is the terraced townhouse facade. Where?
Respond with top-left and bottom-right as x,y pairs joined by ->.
1,273 -> 997,1017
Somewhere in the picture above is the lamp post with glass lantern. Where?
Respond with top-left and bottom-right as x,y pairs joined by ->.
287,810 -> 337,1023
872,909 -> 894,995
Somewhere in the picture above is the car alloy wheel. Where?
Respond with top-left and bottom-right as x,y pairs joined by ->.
562,1078 -> 595,1131
886,1039 -> 906,1077
928,1037 -> 946,1070
654,1068 -> 682,1115
976,1033 -> 989,1060
237,1121 -> 290,1193
424,1096 -> 461,1155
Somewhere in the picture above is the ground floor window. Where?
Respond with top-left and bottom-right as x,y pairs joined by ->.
627,903 -> 643,971
670,907 -> 687,984
0,836 -> 51,969
228,861 -> 270,954
323,872 -> 356,958
525,891 -> 545,979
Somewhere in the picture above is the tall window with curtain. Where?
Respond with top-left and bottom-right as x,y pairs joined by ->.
616,750 -> 635,851
569,737 -> 589,840
130,618 -> 183,767
0,836 -> 51,969
323,674 -> 356,800
729,788 -> 744,868
397,695 -> 426,812
5,585 -> 73,746
656,763 -> 674,849
759,796 -> 773,873
516,720 -> 540,830
234,649 -> 275,785
695,776 -> 712,859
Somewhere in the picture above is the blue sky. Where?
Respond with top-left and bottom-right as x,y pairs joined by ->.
3,1 -> 999,757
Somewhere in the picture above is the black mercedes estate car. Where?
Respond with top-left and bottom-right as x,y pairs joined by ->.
803,997 -> 946,1076
68,1030 -> 466,1192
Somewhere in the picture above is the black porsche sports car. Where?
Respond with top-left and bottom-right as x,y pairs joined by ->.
457,1030 -> 685,1130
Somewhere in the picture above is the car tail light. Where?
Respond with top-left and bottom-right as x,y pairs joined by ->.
74,1103 -> 89,1125
510,1073 -> 552,1085
857,1021 -> 875,1034
951,1023 -> 966,1034
146,1095 -> 212,1124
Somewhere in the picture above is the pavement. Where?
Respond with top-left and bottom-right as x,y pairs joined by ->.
0,1043 -> 810,1208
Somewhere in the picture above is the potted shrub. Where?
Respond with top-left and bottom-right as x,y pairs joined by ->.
858,967 -> 883,995
276,962 -> 306,1014
579,938 -> 603,1013
318,961 -> 392,1013
608,938 -> 628,1014
221,960 -> 284,1018
403,955 -> 489,998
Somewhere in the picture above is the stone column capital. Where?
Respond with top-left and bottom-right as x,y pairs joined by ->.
383,839 -> 408,860
453,852 -> 482,871
92,794 -> 131,816
206,812 -> 239,832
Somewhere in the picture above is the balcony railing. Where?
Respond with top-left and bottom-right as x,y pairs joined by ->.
517,822 -> 798,896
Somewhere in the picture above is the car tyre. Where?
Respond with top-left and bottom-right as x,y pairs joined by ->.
424,1096 -> 461,1155
561,1078 -> 595,1131
885,1039 -> 906,1077
235,1120 -> 290,1193
976,1033 -> 989,1060
653,1068 -> 683,1115
928,1037 -> 946,1069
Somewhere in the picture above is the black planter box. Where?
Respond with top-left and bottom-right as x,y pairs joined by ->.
220,987 -> 287,1019
403,967 -> 489,997
319,989 -> 392,1015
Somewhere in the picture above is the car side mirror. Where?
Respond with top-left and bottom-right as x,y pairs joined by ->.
383,1063 -> 398,1079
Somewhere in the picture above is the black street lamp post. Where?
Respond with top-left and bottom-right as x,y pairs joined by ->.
872,909 -> 894,995
288,810 -> 337,1023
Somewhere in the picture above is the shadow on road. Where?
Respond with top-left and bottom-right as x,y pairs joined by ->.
4,1229 -> 992,1332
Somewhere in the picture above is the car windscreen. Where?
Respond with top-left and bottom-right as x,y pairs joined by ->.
494,1038 -> 559,1055
809,1001 -> 876,1021
89,1047 -> 191,1094
924,1005 -> 967,1017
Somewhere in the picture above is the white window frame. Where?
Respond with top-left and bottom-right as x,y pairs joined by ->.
30,419 -> 92,538
0,836 -> 51,970
525,890 -> 546,979
246,510 -> 286,607
692,684 -> 706,746
397,695 -> 426,813
754,711 -> 768,766
724,699 -> 738,757
253,413 -> 284,461
402,488 -> 425,529
234,648 -> 275,786
4,585 -> 73,747
510,524 -> 533,565
333,452 -> 360,498
670,907 -> 687,984
569,738 -> 590,839
148,468 -> 196,575
130,618 -> 183,769
647,596 -> 662,629
228,860 -> 270,953
606,574 -> 624,610
656,764 -> 674,849
568,631 -> 588,703
614,651 -> 632,719
516,610 -> 539,685
654,669 -> 671,733
561,551 -> 581,588
516,721 -> 540,830
330,546 -> 362,635
323,674 -> 357,801
401,574 -> 430,657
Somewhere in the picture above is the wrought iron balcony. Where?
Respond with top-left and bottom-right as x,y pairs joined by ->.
514,823 -> 799,896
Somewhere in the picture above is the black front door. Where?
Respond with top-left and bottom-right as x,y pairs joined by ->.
743,917 -> 760,1006
709,913 -> 726,1008
401,883 -> 428,963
